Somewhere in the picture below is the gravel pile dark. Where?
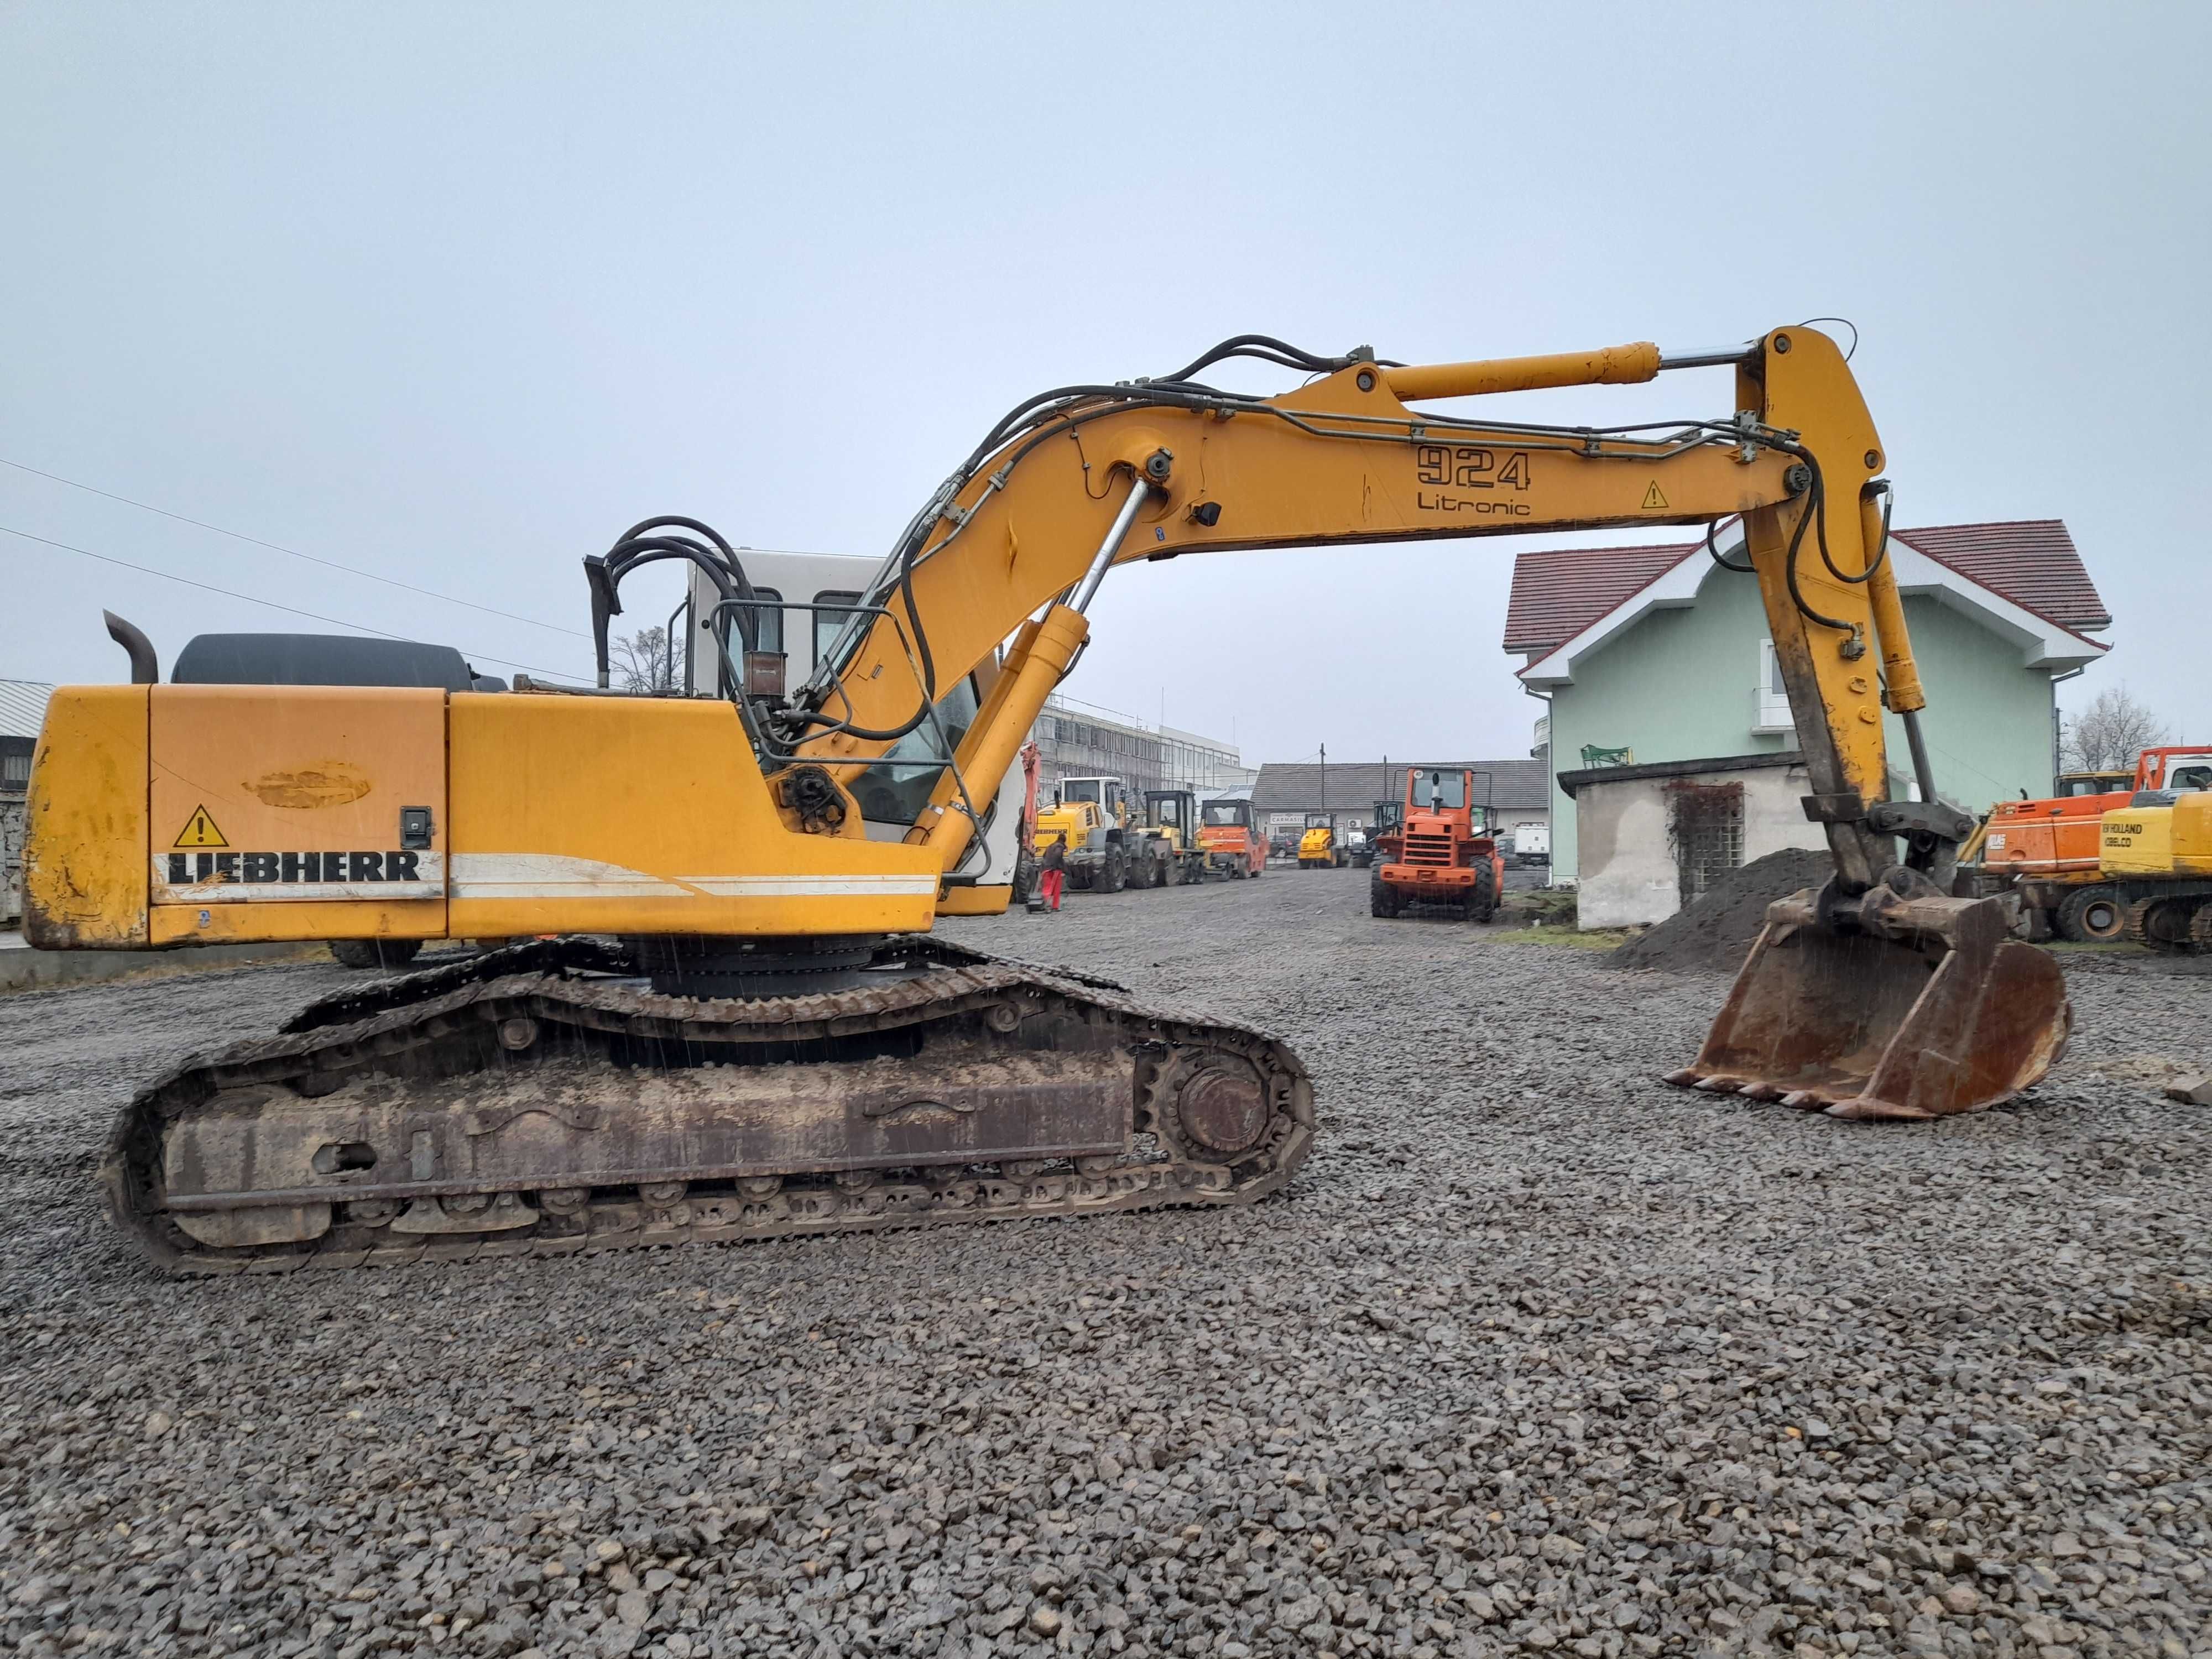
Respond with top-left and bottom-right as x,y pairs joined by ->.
1605,849 -> 1834,975
3,868 -> 2209,1659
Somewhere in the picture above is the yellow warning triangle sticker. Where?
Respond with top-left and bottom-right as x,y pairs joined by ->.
173,805 -> 229,849
1641,481 -> 1669,510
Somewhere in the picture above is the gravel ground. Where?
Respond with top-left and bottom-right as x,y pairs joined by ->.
3,868 -> 2209,1659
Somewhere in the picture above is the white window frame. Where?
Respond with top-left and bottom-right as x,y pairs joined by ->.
1754,640 -> 1794,735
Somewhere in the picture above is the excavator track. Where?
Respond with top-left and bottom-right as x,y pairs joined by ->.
101,938 -> 1314,1275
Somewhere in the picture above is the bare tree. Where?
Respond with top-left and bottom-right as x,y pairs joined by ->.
611,625 -> 676,693
2060,686 -> 2166,773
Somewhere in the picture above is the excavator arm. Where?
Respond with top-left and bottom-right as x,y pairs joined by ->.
763,324 -> 2065,1120
791,328 -> 1922,899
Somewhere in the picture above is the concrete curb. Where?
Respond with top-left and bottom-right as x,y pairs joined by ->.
0,938 -> 330,994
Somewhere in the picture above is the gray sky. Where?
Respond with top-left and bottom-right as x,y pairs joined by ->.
4,3 -> 2204,764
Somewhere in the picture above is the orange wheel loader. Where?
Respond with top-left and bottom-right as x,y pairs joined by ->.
1369,768 -> 1507,921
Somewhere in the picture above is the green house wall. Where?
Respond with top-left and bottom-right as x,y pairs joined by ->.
1542,564 -> 2062,880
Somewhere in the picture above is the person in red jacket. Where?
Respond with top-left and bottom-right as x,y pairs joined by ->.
1039,835 -> 1068,912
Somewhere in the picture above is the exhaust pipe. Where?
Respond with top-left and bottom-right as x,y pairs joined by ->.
103,611 -> 159,685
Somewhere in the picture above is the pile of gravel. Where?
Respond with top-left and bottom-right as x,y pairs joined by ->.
1606,847 -> 1834,975
2,868 -> 2208,1659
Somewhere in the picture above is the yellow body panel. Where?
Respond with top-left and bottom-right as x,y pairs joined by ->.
1034,801 -> 1101,855
23,687 -> 149,948
935,884 -> 1014,917
147,685 -> 447,943
444,694 -> 937,937
2103,796 -> 2212,878
31,687 -> 943,948
1298,827 -> 1333,859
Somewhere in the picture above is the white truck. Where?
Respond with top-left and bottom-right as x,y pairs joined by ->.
1510,821 -> 1551,868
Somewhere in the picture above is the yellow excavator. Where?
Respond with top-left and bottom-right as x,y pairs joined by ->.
24,326 -> 2072,1273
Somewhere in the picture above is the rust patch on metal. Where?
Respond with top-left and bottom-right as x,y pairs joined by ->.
1176,1066 -> 1270,1154
1668,885 -> 2072,1119
244,763 -> 373,808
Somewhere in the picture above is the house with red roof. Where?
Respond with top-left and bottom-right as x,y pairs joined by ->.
1503,520 -> 2111,905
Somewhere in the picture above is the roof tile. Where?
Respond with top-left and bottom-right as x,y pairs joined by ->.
1500,542 -> 1693,654
1500,519 -> 2107,656
1888,520 -> 2109,633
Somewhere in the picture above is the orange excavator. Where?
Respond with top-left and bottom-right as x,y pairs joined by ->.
1370,768 -> 1507,921
24,325 -> 2073,1274
1969,745 -> 2212,940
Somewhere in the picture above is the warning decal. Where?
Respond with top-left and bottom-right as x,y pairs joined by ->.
1641,481 -> 1669,510
173,805 -> 229,849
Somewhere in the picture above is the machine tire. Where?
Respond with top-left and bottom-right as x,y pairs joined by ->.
330,938 -> 423,971
2056,885 -> 2127,943
1469,858 -> 1499,923
2191,904 -> 2212,950
2126,896 -> 2194,953
1102,851 -> 1126,894
1369,869 -> 1399,918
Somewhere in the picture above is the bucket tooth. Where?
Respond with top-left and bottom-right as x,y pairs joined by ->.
1671,884 -> 2071,1121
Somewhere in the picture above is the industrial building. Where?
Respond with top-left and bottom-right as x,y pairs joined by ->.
2,680 -> 53,926
1034,694 -> 1255,801
1250,759 -> 1550,845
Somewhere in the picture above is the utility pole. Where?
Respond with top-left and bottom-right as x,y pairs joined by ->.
1319,742 -> 1327,834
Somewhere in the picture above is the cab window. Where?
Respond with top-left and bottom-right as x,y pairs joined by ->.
1410,772 -> 1468,809
847,676 -> 980,825
813,590 -> 865,667
745,588 -> 784,656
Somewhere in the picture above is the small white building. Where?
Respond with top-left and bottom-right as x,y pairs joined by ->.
1554,750 -> 1827,927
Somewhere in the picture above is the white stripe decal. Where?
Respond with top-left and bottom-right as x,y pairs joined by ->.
678,876 -> 941,898
155,879 -> 444,904
445,854 -> 937,902
447,853 -> 687,900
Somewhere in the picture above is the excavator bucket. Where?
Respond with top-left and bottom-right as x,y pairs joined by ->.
1667,884 -> 2071,1120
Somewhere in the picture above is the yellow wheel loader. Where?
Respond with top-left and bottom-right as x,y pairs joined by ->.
24,326 -> 2070,1274
1032,776 -> 1130,893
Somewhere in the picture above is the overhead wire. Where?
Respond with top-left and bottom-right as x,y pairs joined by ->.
0,453 -> 592,639
1,522 -> 591,682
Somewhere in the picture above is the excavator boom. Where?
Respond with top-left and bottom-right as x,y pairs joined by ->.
24,325 -> 2070,1272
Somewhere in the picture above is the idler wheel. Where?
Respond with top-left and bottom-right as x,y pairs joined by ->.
1171,1060 -> 1270,1156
